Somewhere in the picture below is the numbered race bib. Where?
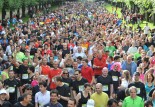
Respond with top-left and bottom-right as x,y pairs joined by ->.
8,87 -> 15,93
102,85 -> 108,91
79,85 -> 84,92
22,74 -> 29,79
137,88 -> 140,94
112,76 -> 118,81
82,104 -> 86,107
39,103 -> 44,107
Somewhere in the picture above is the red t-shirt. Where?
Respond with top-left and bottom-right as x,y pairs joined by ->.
0,25 -> 2,31
41,65 -> 51,76
48,68 -> 62,89
93,56 -> 107,76
81,66 -> 94,83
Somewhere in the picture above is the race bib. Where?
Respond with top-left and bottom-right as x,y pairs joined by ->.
22,74 -> 29,79
112,76 -> 118,81
82,104 -> 86,107
102,85 -> 108,91
137,88 -> 140,94
8,87 -> 15,93
79,85 -> 84,92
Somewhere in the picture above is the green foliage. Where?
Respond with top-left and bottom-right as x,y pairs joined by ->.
0,0 -> 4,9
114,0 -> 155,14
9,0 -> 22,10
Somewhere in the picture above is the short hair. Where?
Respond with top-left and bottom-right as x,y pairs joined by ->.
82,59 -> 88,63
39,81 -> 47,87
50,89 -> 59,96
21,93 -> 31,101
23,84 -> 32,93
77,56 -> 83,60
28,66 -> 35,73
107,99 -> 118,106
144,100 -> 153,107
84,83 -> 91,88
74,69 -> 81,74
129,86 -> 137,93
114,55 -> 120,61
55,76 -> 63,82
68,98 -> 76,105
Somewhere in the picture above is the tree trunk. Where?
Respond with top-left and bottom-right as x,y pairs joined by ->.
2,6 -> 6,21
17,8 -> 20,19
154,13 -> 155,25
22,5 -> 25,17
10,10 -> 13,19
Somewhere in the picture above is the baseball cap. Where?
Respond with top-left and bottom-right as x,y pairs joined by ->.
134,72 -> 140,76
87,99 -> 95,107
0,89 -> 7,94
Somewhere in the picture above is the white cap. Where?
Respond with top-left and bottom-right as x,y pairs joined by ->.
87,99 -> 95,107
0,89 -> 7,94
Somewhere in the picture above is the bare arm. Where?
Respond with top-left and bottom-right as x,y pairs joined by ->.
75,93 -> 81,106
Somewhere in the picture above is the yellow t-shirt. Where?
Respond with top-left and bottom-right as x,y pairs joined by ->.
91,92 -> 109,107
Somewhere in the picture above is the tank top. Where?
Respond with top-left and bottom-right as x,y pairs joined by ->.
78,92 -> 90,107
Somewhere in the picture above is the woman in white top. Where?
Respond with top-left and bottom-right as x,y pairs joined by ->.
117,70 -> 131,102
118,70 -> 131,90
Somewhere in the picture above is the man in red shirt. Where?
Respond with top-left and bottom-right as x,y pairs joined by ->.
93,51 -> 107,78
48,61 -> 62,89
81,59 -> 95,85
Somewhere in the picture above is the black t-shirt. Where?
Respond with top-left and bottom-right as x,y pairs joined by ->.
128,82 -> 146,100
72,78 -> 88,94
62,49 -> 70,58
13,102 -> 33,107
108,70 -> 120,91
0,101 -> 12,107
97,75 -> 113,96
18,65 -> 29,85
56,84 -> 70,107
4,79 -> 21,101
62,77 -> 73,87
18,96 -> 35,105
44,102 -> 63,107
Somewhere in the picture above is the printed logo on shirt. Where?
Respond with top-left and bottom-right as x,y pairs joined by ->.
102,85 -> 108,91
112,76 -> 118,81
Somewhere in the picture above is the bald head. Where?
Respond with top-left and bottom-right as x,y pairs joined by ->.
102,67 -> 108,77
96,83 -> 103,94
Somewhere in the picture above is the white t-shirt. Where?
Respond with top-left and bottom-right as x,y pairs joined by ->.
35,91 -> 50,107
121,78 -> 129,88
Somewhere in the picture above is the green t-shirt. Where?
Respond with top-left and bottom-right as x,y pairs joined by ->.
122,96 -> 144,107
134,52 -> 141,60
104,46 -> 116,56
14,52 -> 25,63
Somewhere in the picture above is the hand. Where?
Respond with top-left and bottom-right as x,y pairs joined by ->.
93,65 -> 97,68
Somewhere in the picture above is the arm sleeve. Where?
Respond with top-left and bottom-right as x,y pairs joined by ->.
142,84 -> 147,100
35,93 -> 38,103
122,99 -> 126,107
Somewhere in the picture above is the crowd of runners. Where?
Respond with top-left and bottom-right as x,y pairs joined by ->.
0,1 -> 155,107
